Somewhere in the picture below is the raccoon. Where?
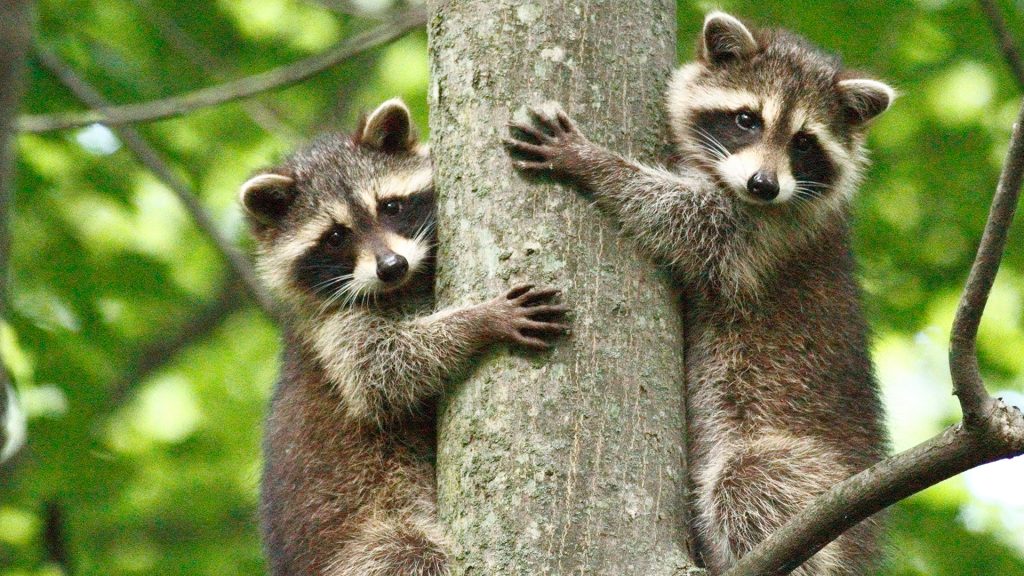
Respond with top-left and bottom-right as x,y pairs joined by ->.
504,12 -> 892,576
242,99 -> 570,576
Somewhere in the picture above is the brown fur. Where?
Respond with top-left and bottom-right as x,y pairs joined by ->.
243,99 -> 570,576
504,12 -> 890,575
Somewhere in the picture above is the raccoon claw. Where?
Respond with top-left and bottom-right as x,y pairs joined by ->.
512,334 -> 552,351
506,103 -> 588,177
527,104 -> 579,138
505,284 -> 536,299
513,160 -> 556,172
502,137 -> 549,158
486,285 -> 572,350
507,121 -> 552,144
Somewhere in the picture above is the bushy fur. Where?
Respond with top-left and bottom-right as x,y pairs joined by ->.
505,12 -> 892,575
243,99 -> 570,576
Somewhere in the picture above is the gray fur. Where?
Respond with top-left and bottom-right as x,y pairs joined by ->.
245,100 -> 570,576
505,12 -> 891,575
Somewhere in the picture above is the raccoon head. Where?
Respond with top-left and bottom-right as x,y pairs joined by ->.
240,98 -> 435,311
667,11 -> 895,208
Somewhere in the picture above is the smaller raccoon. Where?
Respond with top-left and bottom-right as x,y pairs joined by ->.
243,99 -> 570,576
505,12 -> 891,576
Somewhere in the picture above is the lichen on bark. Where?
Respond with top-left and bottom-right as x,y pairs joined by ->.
428,1 -> 694,574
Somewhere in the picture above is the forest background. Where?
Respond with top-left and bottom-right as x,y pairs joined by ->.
1,0 -> 1023,574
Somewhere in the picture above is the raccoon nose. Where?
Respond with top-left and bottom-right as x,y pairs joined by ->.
747,171 -> 780,201
376,253 -> 409,283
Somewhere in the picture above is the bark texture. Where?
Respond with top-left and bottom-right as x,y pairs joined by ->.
428,2 -> 694,574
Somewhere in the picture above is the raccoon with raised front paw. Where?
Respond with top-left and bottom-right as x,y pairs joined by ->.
505,12 -> 891,576
243,99 -> 570,576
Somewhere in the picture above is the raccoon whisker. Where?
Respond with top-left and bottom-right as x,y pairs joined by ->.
413,222 -> 436,246
311,273 -> 355,292
692,127 -> 730,161
319,276 -> 367,316
317,285 -> 347,316
793,187 -> 826,200
795,180 -> 829,190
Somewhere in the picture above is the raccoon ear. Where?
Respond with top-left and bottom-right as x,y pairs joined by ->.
239,173 -> 297,225
700,11 -> 758,64
359,98 -> 418,153
837,79 -> 896,125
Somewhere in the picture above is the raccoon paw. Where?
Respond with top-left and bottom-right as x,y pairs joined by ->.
482,284 -> 571,350
504,103 -> 589,177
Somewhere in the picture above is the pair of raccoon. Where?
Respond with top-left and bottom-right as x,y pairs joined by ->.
241,11 -> 891,576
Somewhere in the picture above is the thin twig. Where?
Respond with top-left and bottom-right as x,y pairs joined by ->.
105,280 -> 247,410
305,0 -> 392,19
979,0 -> 1024,90
132,0 -> 301,142
0,0 -> 35,464
35,48 -> 279,320
724,64 -> 1024,576
950,104 -> 1024,427
18,7 -> 427,132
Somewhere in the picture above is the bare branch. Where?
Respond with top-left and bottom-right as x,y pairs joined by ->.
979,0 -> 1024,90
105,280 -> 246,410
0,0 -> 35,464
724,83 -> 1024,576
17,7 -> 427,133
724,410 -> 1024,576
304,0 -> 392,19
44,500 -> 73,573
950,107 -> 1024,427
133,0 -> 302,142
35,48 -> 280,321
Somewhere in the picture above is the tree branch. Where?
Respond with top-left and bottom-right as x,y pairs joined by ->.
105,279 -> 246,410
979,0 -> 1024,90
35,48 -> 280,322
17,7 -> 427,133
724,74 -> 1024,576
44,500 -> 73,573
0,0 -> 35,464
304,0 -> 391,19
132,0 -> 302,142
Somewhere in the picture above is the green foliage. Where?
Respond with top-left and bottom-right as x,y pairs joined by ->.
2,0 -> 1022,574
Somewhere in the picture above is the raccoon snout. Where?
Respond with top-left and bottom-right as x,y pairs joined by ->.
376,253 -> 409,283
747,170 -> 780,202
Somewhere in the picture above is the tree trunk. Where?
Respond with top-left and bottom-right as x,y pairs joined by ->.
428,2 -> 694,574
0,0 -> 34,462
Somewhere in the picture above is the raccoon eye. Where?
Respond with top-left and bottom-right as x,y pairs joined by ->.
793,133 -> 815,153
325,228 -> 347,248
380,199 -> 403,216
735,111 -> 760,131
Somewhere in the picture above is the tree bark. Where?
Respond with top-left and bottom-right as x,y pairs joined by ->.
428,2 -> 694,574
0,0 -> 35,461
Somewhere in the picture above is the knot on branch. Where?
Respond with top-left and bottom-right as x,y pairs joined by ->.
985,398 -> 1024,451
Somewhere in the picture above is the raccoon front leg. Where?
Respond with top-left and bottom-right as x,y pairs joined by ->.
310,285 -> 570,424
505,104 -> 736,276
697,434 -> 879,576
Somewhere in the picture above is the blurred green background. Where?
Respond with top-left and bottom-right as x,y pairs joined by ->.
2,0 -> 1023,574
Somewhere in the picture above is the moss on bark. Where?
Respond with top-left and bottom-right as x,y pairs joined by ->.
428,1 -> 694,573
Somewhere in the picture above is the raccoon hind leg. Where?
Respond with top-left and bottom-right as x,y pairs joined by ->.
327,515 -> 449,576
698,434 -> 873,576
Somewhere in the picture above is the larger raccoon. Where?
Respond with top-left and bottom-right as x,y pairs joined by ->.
504,12 -> 892,576
242,99 -> 570,576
